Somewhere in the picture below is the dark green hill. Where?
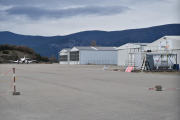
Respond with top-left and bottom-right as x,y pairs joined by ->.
0,45 -> 50,63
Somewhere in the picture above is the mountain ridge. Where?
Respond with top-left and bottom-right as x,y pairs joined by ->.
0,24 -> 180,58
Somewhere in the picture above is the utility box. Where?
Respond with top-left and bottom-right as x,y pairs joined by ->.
173,64 -> 179,70
156,86 -> 162,91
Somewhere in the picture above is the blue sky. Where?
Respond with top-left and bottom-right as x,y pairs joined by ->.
0,0 -> 179,36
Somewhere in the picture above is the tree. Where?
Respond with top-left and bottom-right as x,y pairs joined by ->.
34,53 -> 42,62
90,40 -> 97,46
41,56 -> 49,62
11,51 -> 18,60
49,54 -> 57,63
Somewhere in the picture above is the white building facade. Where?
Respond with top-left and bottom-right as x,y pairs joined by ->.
69,46 -> 117,65
117,43 -> 149,66
144,36 -> 180,68
59,48 -> 71,64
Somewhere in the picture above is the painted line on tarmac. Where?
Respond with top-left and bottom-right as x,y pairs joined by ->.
0,73 -> 18,80
0,68 -> 13,78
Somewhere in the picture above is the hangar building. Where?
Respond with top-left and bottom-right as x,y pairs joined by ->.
144,36 -> 180,68
69,46 -> 117,65
117,43 -> 149,66
59,48 -> 71,64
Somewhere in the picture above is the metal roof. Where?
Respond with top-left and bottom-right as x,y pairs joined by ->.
128,43 -> 150,46
60,48 -> 71,52
94,47 -> 117,51
74,46 -> 117,51
75,46 -> 95,51
63,48 -> 71,52
117,43 -> 149,50
163,36 -> 180,40
117,43 -> 140,50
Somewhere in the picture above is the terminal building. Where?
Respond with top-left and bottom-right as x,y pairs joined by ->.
59,46 -> 117,65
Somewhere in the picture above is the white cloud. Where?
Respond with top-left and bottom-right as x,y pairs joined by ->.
0,0 -> 179,36
3,5 -> 130,20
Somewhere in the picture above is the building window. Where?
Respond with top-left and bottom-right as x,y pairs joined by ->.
70,51 -> 79,61
60,55 -> 68,61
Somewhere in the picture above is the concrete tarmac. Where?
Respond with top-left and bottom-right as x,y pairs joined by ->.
0,64 -> 180,120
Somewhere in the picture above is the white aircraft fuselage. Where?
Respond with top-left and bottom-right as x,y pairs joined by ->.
9,56 -> 36,64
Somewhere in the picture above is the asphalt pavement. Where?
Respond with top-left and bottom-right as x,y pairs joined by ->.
0,64 -> 180,120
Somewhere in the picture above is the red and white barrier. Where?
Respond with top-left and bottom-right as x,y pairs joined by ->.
0,68 -> 13,78
0,68 -> 19,95
3,79 -> 14,94
13,68 -> 16,93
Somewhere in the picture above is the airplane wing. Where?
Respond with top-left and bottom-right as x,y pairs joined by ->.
21,58 -> 30,59
28,60 -> 37,63
9,60 -> 19,63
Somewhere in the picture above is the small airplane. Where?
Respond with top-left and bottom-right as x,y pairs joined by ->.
9,56 -> 36,64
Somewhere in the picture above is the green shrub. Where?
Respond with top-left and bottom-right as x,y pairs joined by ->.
2,50 -> 9,54
11,51 -> 18,60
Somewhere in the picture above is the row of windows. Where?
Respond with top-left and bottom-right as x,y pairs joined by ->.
60,55 -> 68,61
70,51 -> 79,61
60,52 -> 79,61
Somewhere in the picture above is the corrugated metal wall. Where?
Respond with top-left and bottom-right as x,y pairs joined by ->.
80,51 -> 117,65
118,49 -> 128,66
144,41 -> 158,51
134,53 -> 142,70
117,48 -> 140,66
172,40 -> 180,49
144,38 -> 180,51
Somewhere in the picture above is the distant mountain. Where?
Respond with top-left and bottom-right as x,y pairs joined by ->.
33,38 -> 90,57
0,24 -> 180,58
